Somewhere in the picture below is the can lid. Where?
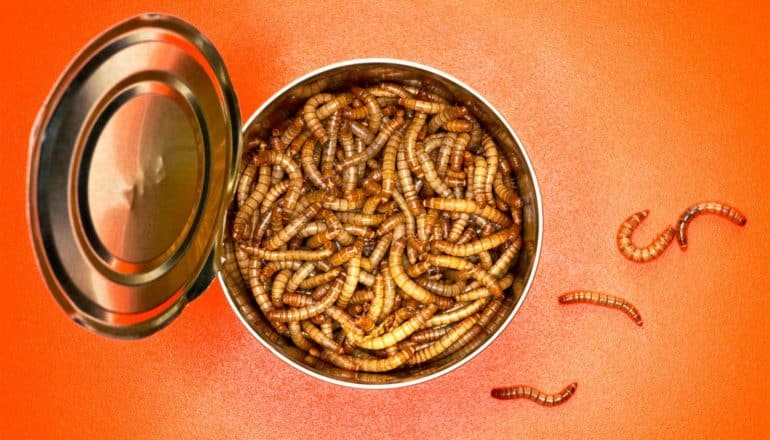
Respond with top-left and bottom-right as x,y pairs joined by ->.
27,14 -> 241,338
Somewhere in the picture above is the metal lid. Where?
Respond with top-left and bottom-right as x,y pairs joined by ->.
27,14 -> 241,338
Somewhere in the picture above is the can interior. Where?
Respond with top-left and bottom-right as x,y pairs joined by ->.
220,60 -> 541,388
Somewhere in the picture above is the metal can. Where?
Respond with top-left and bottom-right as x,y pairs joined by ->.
27,13 -> 542,388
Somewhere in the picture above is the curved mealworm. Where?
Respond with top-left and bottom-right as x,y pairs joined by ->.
491,383 -> 578,406
285,262 -> 316,293
335,113 -> 404,172
416,137 -> 453,198
427,106 -> 468,134
389,224 -> 453,308
298,268 -> 342,290
408,313 -> 479,365
404,113 -> 427,179
396,142 -> 424,216
675,201 -> 747,250
288,320 -> 315,352
253,151 -> 303,213
356,304 -> 438,350
259,260 -> 302,283
264,202 -> 321,250
426,298 -> 487,327
320,345 -> 414,372
302,320 -> 344,354
321,111 -> 342,177
258,181 -> 290,215
558,290 -> 643,326
282,292 -> 315,308
270,269 -> 292,308
616,210 -> 676,263
301,137 -> 333,191
303,93 -> 333,143
316,93 -> 353,121
336,242 -> 362,309
267,276 -> 345,322
236,159 -> 258,209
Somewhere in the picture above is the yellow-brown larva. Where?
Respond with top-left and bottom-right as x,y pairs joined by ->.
398,97 -> 447,114
616,210 -> 676,263
675,201 -> 747,250
558,290 -> 643,326
491,383 -> 578,406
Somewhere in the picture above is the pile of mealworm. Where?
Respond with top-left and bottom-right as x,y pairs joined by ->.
224,82 -> 524,373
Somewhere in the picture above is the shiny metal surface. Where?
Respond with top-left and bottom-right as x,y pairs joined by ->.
221,59 -> 543,388
28,14 -> 241,338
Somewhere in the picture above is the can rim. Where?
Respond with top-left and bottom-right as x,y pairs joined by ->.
220,58 -> 543,389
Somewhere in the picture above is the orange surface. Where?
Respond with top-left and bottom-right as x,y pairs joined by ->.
1,1 -> 769,438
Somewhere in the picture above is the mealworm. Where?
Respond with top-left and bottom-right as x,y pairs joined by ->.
424,198 -> 511,227
253,151 -> 303,213
356,304 -> 438,350
299,268 -> 343,290
408,314 -> 479,365
286,262 -> 316,293
267,276 -> 345,322
426,298 -> 487,327
302,321 -> 344,354
404,113 -> 428,179
390,225 -> 453,308
236,159 -> 258,208
288,320 -> 315,352
444,119 -> 473,133
336,242 -> 363,309
303,93 -> 333,143
558,290 -> 643,326
258,180 -> 290,215
301,137 -> 333,191
320,345 -> 414,372
335,113 -> 404,172
398,98 -> 447,114
396,142 -> 424,216
240,245 -> 333,261
616,210 -> 676,263
427,106 -> 468,134
282,292 -> 315,308
321,111 -> 342,177
493,172 -> 522,209
270,269 -> 292,308
491,383 -> 578,406
416,136 -> 453,198
675,201 -> 747,250
259,260 -> 303,282
432,227 -> 516,257
264,202 -> 321,250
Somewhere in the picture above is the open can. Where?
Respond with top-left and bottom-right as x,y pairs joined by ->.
27,13 -> 542,388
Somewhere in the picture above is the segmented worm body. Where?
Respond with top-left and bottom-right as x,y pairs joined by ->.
675,201 -> 746,250
491,383 -> 578,406
226,81 -> 524,375
616,210 -> 676,263
558,290 -> 643,326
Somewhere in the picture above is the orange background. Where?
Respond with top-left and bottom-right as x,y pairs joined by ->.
1,1 -> 769,438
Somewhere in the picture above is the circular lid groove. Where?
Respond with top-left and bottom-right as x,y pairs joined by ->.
27,14 -> 241,338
